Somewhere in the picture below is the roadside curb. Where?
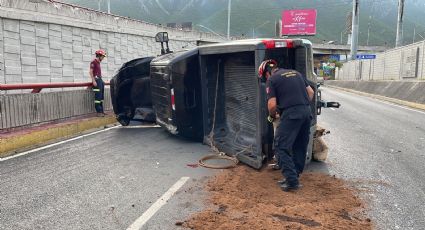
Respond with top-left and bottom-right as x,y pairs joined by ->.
326,85 -> 425,111
0,115 -> 118,158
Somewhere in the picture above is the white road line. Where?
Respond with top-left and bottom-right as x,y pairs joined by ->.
127,177 -> 190,230
328,87 -> 425,115
377,100 -> 425,115
121,125 -> 161,129
0,126 -> 120,162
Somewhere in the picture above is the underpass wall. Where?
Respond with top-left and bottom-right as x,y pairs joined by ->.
0,0 -> 223,86
326,80 -> 425,105
336,41 -> 425,81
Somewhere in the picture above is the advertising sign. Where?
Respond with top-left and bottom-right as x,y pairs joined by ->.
282,9 -> 317,36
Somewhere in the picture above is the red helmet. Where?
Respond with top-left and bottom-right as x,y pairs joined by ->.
258,59 -> 277,78
95,49 -> 107,57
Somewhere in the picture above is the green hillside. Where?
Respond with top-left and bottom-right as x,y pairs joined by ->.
61,0 -> 425,47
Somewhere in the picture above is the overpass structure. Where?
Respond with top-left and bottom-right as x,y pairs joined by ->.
312,44 -> 388,55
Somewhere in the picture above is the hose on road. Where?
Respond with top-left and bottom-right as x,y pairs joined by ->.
198,153 -> 239,169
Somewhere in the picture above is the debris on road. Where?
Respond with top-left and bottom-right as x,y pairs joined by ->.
183,166 -> 372,229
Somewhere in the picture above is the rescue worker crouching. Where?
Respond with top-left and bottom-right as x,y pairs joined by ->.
259,59 -> 314,192
90,49 -> 107,117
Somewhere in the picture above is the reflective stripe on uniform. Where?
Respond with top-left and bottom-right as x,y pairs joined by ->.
93,89 -> 100,92
94,100 -> 102,104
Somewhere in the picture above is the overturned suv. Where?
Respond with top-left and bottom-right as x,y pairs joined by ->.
110,34 -> 339,169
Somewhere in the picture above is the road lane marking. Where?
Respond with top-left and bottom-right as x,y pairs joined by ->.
121,125 -> 161,129
0,126 -> 120,162
127,177 -> 190,230
377,100 -> 425,115
326,86 -> 425,115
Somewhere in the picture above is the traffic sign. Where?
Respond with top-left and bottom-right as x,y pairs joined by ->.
356,54 -> 376,59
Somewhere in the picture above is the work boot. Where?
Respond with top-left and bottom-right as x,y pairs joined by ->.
97,113 -> 105,117
277,174 -> 300,185
280,182 -> 302,192
269,163 -> 281,170
277,179 -> 287,185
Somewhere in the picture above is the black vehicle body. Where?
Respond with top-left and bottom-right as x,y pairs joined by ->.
150,39 -> 318,169
150,49 -> 204,140
110,57 -> 155,125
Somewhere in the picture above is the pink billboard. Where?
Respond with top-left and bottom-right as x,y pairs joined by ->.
282,9 -> 317,36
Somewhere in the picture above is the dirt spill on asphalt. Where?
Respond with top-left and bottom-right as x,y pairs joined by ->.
182,166 -> 372,230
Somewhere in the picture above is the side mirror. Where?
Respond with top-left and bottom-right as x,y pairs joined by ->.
155,32 -> 172,55
155,32 -> 169,43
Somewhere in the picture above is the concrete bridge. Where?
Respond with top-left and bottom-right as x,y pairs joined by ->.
312,43 -> 388,55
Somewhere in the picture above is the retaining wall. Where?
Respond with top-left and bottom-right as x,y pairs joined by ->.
0,0 -> 223,87
336,41 -> 425,81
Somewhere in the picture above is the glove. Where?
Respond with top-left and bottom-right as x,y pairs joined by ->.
267,115 -> 275,123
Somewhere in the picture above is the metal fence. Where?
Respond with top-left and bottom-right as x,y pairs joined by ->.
336,40 -> 425,81
0,89 -> 111,130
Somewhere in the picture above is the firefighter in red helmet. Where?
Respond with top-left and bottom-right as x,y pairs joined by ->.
89,49 -> 107,116
259,59 -> 314,192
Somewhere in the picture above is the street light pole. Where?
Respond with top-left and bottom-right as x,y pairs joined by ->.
350,0 -> 360,60
197,25 -> 226,39
252,21 -> 270,38
107,0 -> 111,14
227,0 -> 231,40
413,26 -> 416,43
396,0 -> 405,47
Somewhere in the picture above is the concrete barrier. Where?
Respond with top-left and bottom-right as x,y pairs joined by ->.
326,80 -> 425,107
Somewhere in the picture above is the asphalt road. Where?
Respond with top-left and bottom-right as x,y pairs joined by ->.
1,87 -> 424,230
0,124 -> 215,230
318,86 -> 425,230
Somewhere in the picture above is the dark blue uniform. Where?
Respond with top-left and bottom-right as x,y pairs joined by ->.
266,69 -> 312,187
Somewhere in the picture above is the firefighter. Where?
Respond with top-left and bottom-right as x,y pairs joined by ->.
259,60 -> 281,170
260,59 -> 314,192
89,49 -> 107,116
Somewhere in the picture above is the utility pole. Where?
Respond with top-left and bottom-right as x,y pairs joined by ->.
97,0 -> 101,11
396,0 -> 405,47
367,24 -> 370,46
350,0 -> 360,60
107,0 -> 111,14
413,26 -> 416,43
227,0 -> 231,40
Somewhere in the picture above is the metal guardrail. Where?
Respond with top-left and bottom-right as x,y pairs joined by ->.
0,82 -> 112,130
0,82 -> 110,93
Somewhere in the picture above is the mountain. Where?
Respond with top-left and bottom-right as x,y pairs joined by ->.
60,0 -> 425,47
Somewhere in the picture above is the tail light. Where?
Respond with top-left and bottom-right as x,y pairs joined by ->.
262,40 -> 276,49
171,89 -> 176,110
171,88 -> 176,111
262,39 -> 299,49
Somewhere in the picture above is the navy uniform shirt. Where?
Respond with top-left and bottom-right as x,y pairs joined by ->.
266,69 -> 310,111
